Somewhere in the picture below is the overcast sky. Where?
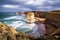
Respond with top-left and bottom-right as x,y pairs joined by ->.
0,0 -> 60,12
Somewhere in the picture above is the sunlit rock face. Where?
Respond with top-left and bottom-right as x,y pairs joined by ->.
27,12 -> 35,24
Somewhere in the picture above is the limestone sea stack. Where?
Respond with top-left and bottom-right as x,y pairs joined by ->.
26,12 -> 35,24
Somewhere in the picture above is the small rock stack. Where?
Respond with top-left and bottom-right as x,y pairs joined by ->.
26,12 -> 35,24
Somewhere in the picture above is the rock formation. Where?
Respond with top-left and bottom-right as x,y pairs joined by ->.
26,12 -> 35,24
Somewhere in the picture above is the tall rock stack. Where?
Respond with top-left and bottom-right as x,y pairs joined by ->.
26,12 -> 35,24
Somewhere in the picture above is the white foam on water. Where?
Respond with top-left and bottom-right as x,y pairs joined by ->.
4,13 -> 26,20
3,14 -> 26,29
16,22 -> 41,38
6,21 -> 22,29
16,23 -> 36,30
4,16 -> 24,20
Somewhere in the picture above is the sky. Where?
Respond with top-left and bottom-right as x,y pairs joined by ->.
0,0 -> 60,12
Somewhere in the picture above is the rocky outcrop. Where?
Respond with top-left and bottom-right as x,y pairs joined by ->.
26,12 -> 35,24
0,22 -> 18,40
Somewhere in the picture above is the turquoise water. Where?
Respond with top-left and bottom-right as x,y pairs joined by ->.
0,12 -> 37,33
0,12 -> 28,32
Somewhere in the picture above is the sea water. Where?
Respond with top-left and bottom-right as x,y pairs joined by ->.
0,12 -> 26,31
0,12 -> 46,38
0,12 -> 37,33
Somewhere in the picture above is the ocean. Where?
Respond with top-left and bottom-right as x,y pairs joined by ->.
0,12 -> 45,38
0,12 -> 16,19
0,12 -> 28,32
0,12 -> 35,33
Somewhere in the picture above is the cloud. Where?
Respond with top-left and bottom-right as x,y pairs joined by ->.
36,6 -> 53,11
37,6 -> 53,9
2,4 -> 19,8
19,8 -> 32,11
0,0 -> 60,12
12,0 -> 46,6
25,0 -> 46,6
1,4 -> 32,12
12,0 -> 26,2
